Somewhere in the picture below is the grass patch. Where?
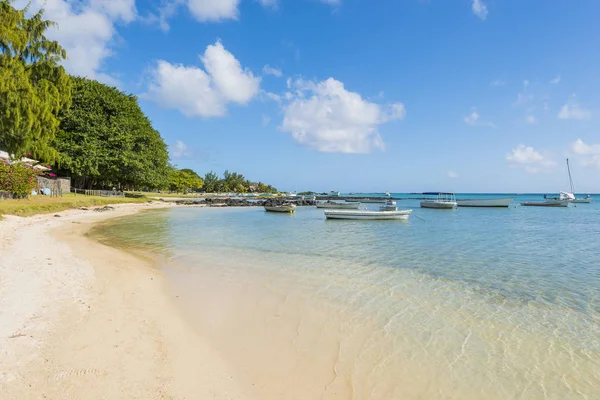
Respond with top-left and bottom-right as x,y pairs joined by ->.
0,193 -> 151,218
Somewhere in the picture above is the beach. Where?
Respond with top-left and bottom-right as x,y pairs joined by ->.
0,203 -> 252,399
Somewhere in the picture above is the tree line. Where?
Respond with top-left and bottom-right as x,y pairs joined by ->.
0,1 -> 277,194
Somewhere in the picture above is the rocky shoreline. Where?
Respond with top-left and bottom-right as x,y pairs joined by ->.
174,198 -> 317,207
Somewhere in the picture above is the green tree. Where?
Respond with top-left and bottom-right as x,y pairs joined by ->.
0,1 -> 71,162
54,77 -> 169,190
203,170 -> 219,193
169,169 -> 203,193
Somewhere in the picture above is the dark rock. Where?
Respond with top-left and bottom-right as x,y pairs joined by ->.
54,214 -> 61,217
94,205 -> 115,212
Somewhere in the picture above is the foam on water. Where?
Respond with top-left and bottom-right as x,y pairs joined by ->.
92,199 -> 600,399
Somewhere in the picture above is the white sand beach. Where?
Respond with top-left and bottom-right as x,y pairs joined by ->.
0,203 -> 253,399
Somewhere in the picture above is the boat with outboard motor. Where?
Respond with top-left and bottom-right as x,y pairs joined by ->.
379,199 -> 398,211
324,209 -> 412,220
264,204 -> 297,213
420,192 -> 457,209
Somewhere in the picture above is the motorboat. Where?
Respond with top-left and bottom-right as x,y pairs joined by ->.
573,195 -> 592,204
324,209 -> 412,220
264,204 -> 296,213
456,197 -> 513,207
316,201 -> 361,209
379,200 -> 397,211
420,192 -> 457,209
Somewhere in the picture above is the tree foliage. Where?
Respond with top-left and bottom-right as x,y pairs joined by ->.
169,168 -> 204,193
202,170 -> 277,193
0,1 -> 71,162
54,77 -> 169,190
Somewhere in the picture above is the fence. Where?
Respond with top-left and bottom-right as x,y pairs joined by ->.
71,188 -> 125,197
36,176 -> 70,197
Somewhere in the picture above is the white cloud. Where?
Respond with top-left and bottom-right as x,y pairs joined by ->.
490,79 -> 505,87
472,0 -> 488,20
187,0 -> 240,22
171,140 -> 190,158
525,115 -> 537,125
262,115 -> 271,126
550,75 -> 561,84
506,144 -> 556,174
447,171 -> 459,179
279,78 -> 405,153
571,139 -> 600,167
464,111 -> 495,127
145,40 -> 260,118
263,65 -> 283,77
558,103 -> 591,120
12,0 -> 137,84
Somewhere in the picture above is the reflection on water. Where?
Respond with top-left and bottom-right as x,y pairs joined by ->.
92,201 -> 600,399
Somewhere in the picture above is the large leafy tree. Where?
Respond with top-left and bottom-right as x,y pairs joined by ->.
54,77 -> 170,190
169,169 -> 204,193
0,1 -> 71,162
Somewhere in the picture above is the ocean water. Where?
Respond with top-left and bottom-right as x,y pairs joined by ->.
92,195 -> 600,399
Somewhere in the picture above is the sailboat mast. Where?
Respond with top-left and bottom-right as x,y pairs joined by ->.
566,158 -> 574,193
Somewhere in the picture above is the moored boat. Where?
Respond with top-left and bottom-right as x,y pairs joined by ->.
264,204 -> 297,213
324,209 -> 412,220
420,192 -> 457,209
379,200 -> 397,211
573,195 -> 592,204
520,200 -> 569,207
316,201 -> 361,209
456,197 -> 513,208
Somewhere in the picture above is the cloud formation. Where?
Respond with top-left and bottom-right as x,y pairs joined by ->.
279,78 -> 405,153
145,40 -> 260,117
506,144 -> 556,174
171,140 -> 190,158
13,0 -> 137,84
472,0 -> 488,20
263,65 -> 283,77
464,111 -> 495,127
571,139 -> 600,168
558,102 -> 591,120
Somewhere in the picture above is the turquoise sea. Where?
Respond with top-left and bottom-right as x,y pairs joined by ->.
93,194 -> 600,399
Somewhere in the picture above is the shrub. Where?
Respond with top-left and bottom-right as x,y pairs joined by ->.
0,161 -> 40,198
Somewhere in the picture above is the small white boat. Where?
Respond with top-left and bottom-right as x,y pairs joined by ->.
573,195 -> 592,204
420,192 -> 457,209
457,198 -> 513,208
264,204 -> 296,213
324,209 -> 412,220
379,200 -> 397,211
316,201 -> 361,209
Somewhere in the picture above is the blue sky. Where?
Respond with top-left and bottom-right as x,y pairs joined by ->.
17,0 -> 600,192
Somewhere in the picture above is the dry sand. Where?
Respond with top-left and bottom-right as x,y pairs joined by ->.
0,203 -> 253,399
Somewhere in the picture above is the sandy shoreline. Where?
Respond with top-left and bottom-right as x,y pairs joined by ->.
0,203 -> 252,399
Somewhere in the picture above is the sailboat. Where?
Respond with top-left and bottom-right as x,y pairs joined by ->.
566,159 -> 592,204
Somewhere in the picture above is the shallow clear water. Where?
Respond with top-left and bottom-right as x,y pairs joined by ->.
92,195 -> 600,399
